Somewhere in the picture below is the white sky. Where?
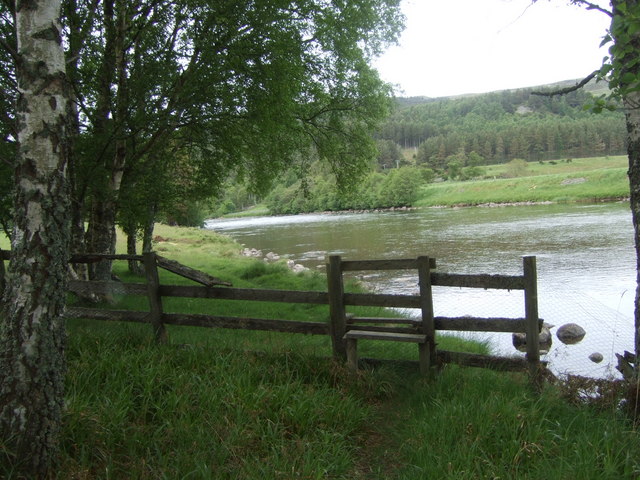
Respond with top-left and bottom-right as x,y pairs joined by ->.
373,0 -> 612,98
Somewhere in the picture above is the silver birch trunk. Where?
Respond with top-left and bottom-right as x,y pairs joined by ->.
0,0 -> 70,476
624,89 -> 640,372
610,0 -> 640,374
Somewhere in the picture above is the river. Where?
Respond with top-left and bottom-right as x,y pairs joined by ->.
205,202 -> 636,378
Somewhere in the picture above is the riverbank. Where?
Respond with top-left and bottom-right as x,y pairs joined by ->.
221,155 -> 630,218
3,224 -> 637,478
416,166 -> 630,208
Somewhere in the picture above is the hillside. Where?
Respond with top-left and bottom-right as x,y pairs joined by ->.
379,79 -> 625,167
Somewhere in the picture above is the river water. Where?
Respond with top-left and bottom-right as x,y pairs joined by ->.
205,202 -> 636,378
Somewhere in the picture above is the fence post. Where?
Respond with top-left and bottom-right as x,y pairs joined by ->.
327,255 -> 347,361
143,251 -> 168,344
523,256 -> 541,389
417,256 -> 436,373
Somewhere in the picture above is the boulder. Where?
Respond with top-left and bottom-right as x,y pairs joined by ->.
512,323 -> 553,353
589,352 -> 604,364
286,259 -> 308,273
265,251 -> 280,261
556,323 -> 586,345
241,247 -> 262,258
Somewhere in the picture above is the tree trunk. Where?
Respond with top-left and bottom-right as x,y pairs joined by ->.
65,0 -> 89,280
609,0 -> 640,375
84,198 -> 116,280
624,89 -> 640,371
142,203 -> 157,254
124,221 -> 144,275
84,0 -> 128,281
0,0 -> 70,476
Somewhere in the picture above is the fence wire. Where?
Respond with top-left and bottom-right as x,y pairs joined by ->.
357,269 -> 634,379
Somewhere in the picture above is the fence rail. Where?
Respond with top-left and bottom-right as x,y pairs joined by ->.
0,249 -> 544,383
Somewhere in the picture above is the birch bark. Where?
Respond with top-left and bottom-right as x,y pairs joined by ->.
0,0 -> 70,475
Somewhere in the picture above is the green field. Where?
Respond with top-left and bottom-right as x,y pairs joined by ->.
417,155 -> 630,207
2,225 -> 638,478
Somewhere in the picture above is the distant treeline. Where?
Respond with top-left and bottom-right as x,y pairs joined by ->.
209,87 -> 628,220
378,88 -> 626,165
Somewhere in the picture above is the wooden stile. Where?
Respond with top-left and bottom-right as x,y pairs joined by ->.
0,249 -> 545,385
343,330 -> 429,374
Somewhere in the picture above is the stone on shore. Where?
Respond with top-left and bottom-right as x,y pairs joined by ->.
556,323 -> 586,345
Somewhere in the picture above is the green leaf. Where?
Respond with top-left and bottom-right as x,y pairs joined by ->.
621,72 -> 637,84
628,21 -> 640,35
599,34 -> 612,47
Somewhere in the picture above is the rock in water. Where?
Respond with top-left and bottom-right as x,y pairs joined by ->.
556,323 -> 586,345
512,323 -> 553,352
589,352 -> 604,363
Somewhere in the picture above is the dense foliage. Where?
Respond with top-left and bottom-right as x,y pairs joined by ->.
264,166 -> 433,215
378,87 -> 626,166
0,0 -> 404,250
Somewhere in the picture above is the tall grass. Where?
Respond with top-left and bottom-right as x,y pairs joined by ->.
59,320 -> 394,479
390,367 -> 639,479
2,224 -> 639,479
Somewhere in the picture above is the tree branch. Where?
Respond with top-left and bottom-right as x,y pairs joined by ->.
569,0 -> 613,17
531,70 -> 599,96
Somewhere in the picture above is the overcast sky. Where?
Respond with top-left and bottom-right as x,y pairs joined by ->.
373,0 -> 612,98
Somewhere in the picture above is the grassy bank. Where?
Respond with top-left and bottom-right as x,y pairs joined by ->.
417,155 -> 630,207
222,155 -> 631,218
2,226 -> 640,478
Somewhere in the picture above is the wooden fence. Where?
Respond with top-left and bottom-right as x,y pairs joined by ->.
0,249 -> 544,382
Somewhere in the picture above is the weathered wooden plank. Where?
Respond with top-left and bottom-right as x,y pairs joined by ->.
156,255 -> 232,287
70,253 -> 144,263
340,257 -> 436,271
360,351 -> 539,372
344,330 -> 427,343
431,272 -> 526,290
348,316 -> 538,333
327,255 -> 348,360
417,255 -> 436,369
434,316 -> 534,333
162,313 -> 329,335
144,252 -> 168,343
346,324 -> 418,335
68,280 -> 148,296
159,284 -> 329,304
346,338 -> 358,372
64,307 -> 149,322
438,350 -> 533,371
343,292 -> 421,308
348,316 -> 419,325
1,251 -> 142,262
523,256 -> 541,388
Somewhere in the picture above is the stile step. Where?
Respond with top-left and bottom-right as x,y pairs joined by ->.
343,330 -> 427,343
